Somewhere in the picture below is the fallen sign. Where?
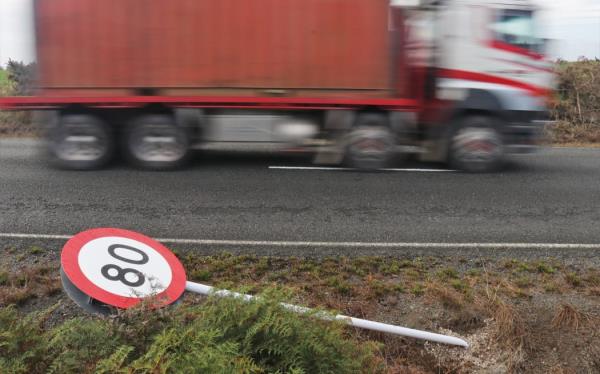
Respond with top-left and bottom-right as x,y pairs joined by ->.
60,228 -> 469,348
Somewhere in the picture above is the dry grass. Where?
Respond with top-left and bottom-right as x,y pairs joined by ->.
547,121 -> 600,145
491,301 -> 528,347
0,265 -> 61,306
551,304 -> 592,332
548,366 -> 577,374
425,281 -> 465,310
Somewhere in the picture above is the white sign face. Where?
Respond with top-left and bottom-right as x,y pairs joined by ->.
78,236 -> 173,298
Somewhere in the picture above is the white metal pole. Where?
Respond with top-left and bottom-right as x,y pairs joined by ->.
185,281 -> 469,348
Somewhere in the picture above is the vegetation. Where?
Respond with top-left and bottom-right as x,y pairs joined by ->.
3,60 -> 36,96
0,68 -> 8,87
0,60 -> 36,136
0,289 -> 381,374
1,249 -> 599,373
549,58 -> 600,144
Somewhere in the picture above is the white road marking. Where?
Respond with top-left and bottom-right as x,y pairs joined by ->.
0,233 -> 599,249
269,166 -> 455,172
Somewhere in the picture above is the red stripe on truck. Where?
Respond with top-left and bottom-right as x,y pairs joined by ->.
437,68 -> 550,97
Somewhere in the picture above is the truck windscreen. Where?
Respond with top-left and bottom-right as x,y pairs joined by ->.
491,9 -> 544,54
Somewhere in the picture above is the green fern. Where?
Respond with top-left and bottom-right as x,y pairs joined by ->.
94,345 -> 134,374
0,287 -> 381,374
47,318 -> 122,374
0,306 -> 49,373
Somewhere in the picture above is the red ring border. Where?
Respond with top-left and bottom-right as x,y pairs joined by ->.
61,228 -> 187,308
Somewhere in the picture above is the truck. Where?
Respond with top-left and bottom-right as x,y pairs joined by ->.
0,0 -> 554,172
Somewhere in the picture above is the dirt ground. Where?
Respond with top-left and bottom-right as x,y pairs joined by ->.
1,244 -> 598,373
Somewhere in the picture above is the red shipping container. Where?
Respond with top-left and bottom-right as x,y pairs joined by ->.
35,0 -> 394,98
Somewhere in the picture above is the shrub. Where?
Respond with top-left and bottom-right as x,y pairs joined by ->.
5,60 -> 36,96
0,288 -> 382,374
0,306 -> 49,373
550,59 -> 600,143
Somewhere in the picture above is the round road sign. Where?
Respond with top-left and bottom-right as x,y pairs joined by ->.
61,228 -> 186,309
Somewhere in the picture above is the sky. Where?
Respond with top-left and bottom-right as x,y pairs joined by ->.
0,0 -> 599,65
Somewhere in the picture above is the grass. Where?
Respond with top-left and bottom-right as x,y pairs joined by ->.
1,252 -> 599,373
552,304 -> 592,332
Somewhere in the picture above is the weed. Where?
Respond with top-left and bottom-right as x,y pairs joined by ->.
544,282 -> 561,293
514,275 -> 533,288
29,246 -> 44,256
368,279 -> 394,299
265,270 -> 288,283
466,269 -> 481,277
254,257 -> 271,276
190,269 -> 212,282
426,282 -> 464,310
450,279 -> 469,293
436,267 -> 459,280
327,276 -> 354,296
565,272 -> 582,287
392,284 -> 405,293
536,261 -> 556,274
517,262 -> 533,273
404,268 -> 422,280
503,259 -> 519,269
410,283 -> 425,296
380,260 -> 401,275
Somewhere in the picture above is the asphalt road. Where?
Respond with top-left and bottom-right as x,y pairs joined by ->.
1,138 -> 599,257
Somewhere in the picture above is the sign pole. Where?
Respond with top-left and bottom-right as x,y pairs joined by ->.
185,281 -> 468,347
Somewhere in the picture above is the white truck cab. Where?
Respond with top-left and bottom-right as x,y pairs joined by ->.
395,0 -> 554,171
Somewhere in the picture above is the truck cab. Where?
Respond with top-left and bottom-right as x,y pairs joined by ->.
397,0 -> 554,171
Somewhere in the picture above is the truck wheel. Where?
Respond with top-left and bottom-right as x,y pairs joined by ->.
124,114 -> 190,171
344,113 -> 394,170
449,116 -> 504,173
49,114 -> 115,170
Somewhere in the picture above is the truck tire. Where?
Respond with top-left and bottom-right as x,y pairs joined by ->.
48,114 -> 115,170
449,116 -> 504,173
344,113 -> 394,170
124,114 -> 191,171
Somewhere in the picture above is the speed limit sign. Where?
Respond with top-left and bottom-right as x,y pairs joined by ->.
60,228 -> 468,347
61,228 -> 186,309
